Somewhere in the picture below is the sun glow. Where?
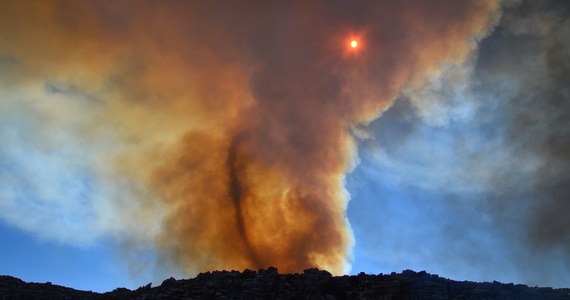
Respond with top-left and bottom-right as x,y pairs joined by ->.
350,40 -> 358,48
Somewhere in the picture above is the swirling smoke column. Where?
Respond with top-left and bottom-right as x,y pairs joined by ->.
0,1 -> 499,275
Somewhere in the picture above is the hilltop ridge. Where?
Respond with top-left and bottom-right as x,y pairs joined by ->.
1,268 -> 569,299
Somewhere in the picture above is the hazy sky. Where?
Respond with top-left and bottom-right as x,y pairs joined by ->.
1,0 -> 569,292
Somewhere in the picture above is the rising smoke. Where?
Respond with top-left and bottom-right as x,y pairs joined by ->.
0,0 -> 499,277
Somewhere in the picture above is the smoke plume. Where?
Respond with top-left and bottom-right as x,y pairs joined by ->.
0,0 -> 499,276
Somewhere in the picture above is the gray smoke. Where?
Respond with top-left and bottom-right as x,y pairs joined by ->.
351,0 -> 570,287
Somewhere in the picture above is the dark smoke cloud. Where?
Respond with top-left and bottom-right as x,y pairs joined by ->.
354,0 -> 570,287
0,0 -> 499,278
482,0 -> 570,257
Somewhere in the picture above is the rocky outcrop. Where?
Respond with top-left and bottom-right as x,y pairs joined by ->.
0,275 -> 99,300
1,268 -> 569,299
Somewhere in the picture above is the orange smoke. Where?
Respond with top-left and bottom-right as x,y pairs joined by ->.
0,1 -> 499,275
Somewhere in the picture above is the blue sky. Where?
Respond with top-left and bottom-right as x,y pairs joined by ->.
0,222 -> 130,292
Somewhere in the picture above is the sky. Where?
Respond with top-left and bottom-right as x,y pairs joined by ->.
1,0 -> 569,292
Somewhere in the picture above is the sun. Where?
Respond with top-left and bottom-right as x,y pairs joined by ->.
350,40 -> 358,48
344,35 -> 363,55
